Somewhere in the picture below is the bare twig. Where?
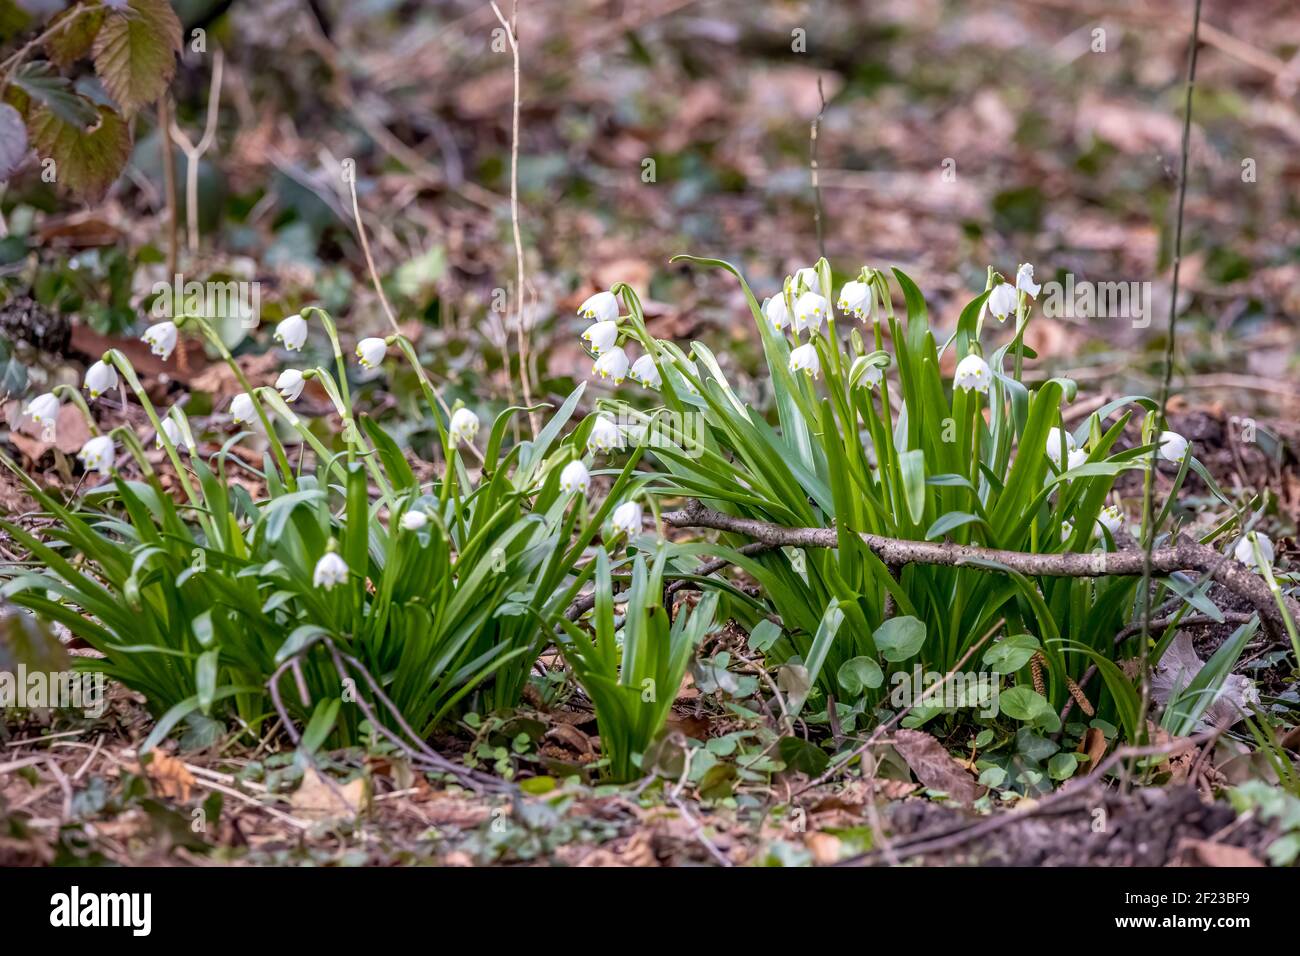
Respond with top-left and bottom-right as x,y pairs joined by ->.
158,97 -> 179,276
489,0 -> 537,436
168,49 -> 225,256
663,501 -> 1300,632
810,75 -> 827,261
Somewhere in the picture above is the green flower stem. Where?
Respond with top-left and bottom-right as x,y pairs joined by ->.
186,316 -> 296,490
1254,543 -> 1300,666
307,367 -> 395,509
301,307 -> 356,467
104,350 -> 203,514
107,424 -> 156,479
51,385 -> 101,437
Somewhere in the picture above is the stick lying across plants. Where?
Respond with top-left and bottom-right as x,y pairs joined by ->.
662,500 -> 1300,633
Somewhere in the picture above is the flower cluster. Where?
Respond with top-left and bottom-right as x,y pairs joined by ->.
578,291 -> 660,390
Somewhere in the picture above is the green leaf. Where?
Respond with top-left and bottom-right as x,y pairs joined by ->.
747,619 -> 781,654
982,634 -> 1040,674
899,449 -> 926,525
925,511 -> 985,540
978,765 -> 1007,788
28,103 -> 131,203
92,0 -> 181,114
45,3 -> 107,69
778,736 -> 829,776
196,648 -> 218,715
837,656 -> 884,695
1048,752 -> 1079,780
300,699 -> 340,756
10,61 -> 98,128
999,686 -> 1051,722
874,615 -> 926,662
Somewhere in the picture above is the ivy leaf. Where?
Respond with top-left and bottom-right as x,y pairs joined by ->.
29,104 -> 132,203
92,0 -> 181,115
44,3 -> 107,69
10,61 -> 99,128
0,103 -> 28,180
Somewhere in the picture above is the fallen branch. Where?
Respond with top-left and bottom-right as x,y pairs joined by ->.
662,501 -> 1300,633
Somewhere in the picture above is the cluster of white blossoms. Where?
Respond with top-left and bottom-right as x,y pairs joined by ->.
578,291 -> 661,389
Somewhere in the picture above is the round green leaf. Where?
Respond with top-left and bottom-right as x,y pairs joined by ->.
982,634 -> 1041,674
837,656 -> 884,695
999,686 -> 1051,722
874,616 -> 926,663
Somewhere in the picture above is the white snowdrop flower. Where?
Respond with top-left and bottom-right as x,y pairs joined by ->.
794,291 -> 828,332
610,500 -> 643,536
1016,263 -> 1041,298
1060,519 -> 1075,543
157,417 -> 186,451
276,369 -> 306,402
763,295 -> 790,332
142,321 -> 179,360
559,460 -> 591,495
83,360 -> 117,399
1234,532 -> 1275,571
628,354 -> 662,389
987,283 -> 1018,322
1045,427 -> 1078,467
837,280 -> 872,320
355,337 -> 387,370
858,363 -> 883,390
1158,430 -> 1189,463
77,435 -> 114,476
449,407 -> 480,445
1096,505 -> 1124,536
1067,447 -> 1089,470
587,416 -> 623,454
274,314 -> 308,351
592,346 -> 630,384
312,552 -> 349,590
400,510 -> 428,531
794,267 -> 819,293
230,393 -> 257,425
581,320 -> 619,355
954,354 -> 991,393
22,392 -> 59,429
578,290 -> 619,323
789,342 -> 820,379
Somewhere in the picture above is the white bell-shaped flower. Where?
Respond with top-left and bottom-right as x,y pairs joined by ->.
793,267 -> 819,293
559,460 -> 591,495
1234,532 -> 1275,571
1060,519 -> 1075,543
276,369 -> 306,402
578,290 -> 619,323
987,283 -> 1018,322
400,510 -> 428,531
581,320 -> 619,355
274,314 -> 308,351
587,416 -> 623,454
629,354 -> 661,390
610,500 -> 643,536
157,417 -> 186,452
763,295 -> 790,332
77,435 -> 114,475
1016,263 -> 1041,298
794,291 -> 828,332
837,280 -> 872,320
1046,427 -> 1078,467
22,392 -> 59,429
1096,505 -> 1124,536
312,552 -> 349,590
592,346 -> 630,384
449,407 -> 480,445
858,363 -> 883,389
356,337 -> 387,370
789,342 -> 820,379
954,354 -> 991,393
230,393 -> 257,424
1067,447 -> 1089,470
84,360 -> 118,399
142,321 -> 179,360
1157,430 -> 1189,463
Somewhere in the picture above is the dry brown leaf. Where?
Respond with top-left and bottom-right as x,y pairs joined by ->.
142,751 -> 195,802
545,722 -> 594,757
290,766 -> 369,824
891,729 -> 984,807
804,831 -> 844,865
1077,726 -> 1108,772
